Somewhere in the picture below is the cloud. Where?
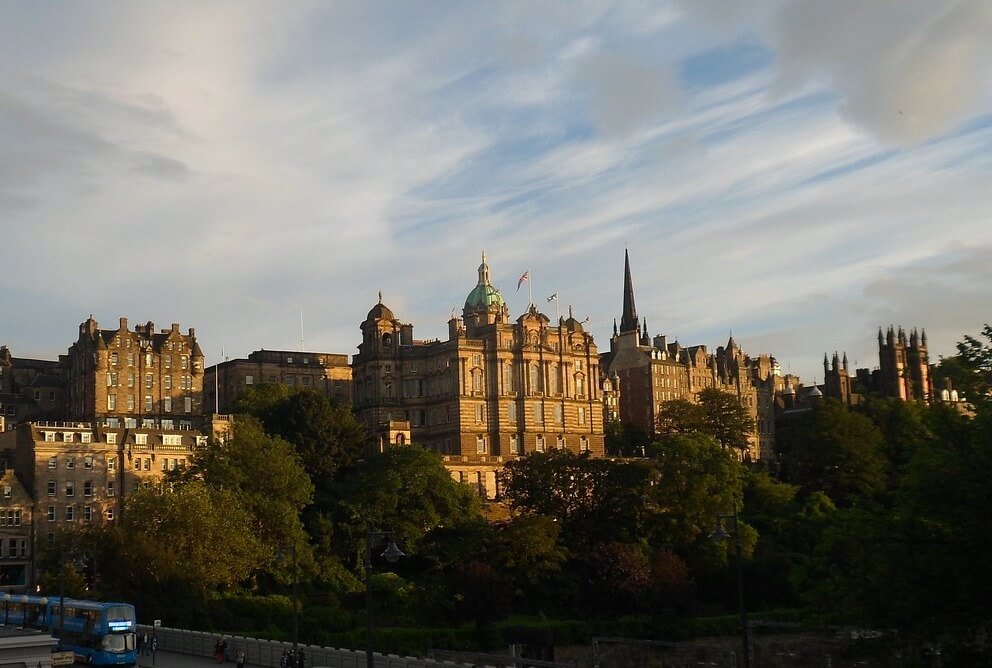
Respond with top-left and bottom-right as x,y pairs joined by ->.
769,0 -> 992,145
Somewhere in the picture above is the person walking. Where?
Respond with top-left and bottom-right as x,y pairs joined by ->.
236,649 -> 246,668
279,649 -> 288,668
297,648 -> 305,668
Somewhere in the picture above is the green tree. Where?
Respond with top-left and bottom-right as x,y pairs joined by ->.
935,323 -> 992,412
118,482 -> 265,597
189,416 -> 313,556
780,400 -> 887,506
649,433 -> 750,559
499,450 -> 657,548
657,388 -> 753,455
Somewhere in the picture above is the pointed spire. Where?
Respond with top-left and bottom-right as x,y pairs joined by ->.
620,249 -> 638,333
878,327 -> 884,345
823,353 -> 829,375
476,251 -> 492,286
613,318 -> 618,336
378,290 -> 383,304
921,328 -> 928,346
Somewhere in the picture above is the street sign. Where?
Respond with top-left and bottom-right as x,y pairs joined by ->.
51,651 -> 75,666
154,619 -> 161,627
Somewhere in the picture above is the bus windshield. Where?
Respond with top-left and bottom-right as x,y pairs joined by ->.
106,606 -> 136,623
102,633 -> 136,652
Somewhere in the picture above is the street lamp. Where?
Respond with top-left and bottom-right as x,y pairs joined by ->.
365,528 -> 404,668
708,510 -> 751,668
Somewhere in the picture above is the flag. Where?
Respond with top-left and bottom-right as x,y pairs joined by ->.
516,271 -> 529,291
547,292 -> 558,302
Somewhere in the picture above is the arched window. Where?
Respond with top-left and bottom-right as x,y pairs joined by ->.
382,332 -> 392,347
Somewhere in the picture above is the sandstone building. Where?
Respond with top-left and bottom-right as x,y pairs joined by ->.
204,349 -> 352,414
351,254 -> 606,496
599,251 -> 772,461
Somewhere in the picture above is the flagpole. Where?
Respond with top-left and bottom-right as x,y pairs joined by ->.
528,271 -> 533,307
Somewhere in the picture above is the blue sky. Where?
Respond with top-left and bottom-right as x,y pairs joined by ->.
2,0 -> 991,383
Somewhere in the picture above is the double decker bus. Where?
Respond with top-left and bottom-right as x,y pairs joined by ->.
2,595 -> 137,665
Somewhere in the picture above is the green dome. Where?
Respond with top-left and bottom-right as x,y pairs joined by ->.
464,252 -> 506,313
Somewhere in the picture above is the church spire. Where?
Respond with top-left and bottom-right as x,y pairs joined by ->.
620,249 -> 638,333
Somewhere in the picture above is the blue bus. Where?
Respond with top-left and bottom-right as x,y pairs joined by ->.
2,595 -> 137,665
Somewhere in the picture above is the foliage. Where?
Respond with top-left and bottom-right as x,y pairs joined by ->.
234,385 -> 369,481
498,449 -> 657,548
605,418 -> 651,456
188,416 -> 314,567
649,433 -> 748,557
779,400 -> 887,506
657,388 -> 754,454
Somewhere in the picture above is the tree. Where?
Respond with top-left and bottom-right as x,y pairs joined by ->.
779,400 -> 887,506
499,450 -> 657,549
117,483 -> 265,597
657,388 -> 753,455
649,433 -> 750,559
235,386 -> 369,482
189,417 -> 313,553
935,323 -> 992,412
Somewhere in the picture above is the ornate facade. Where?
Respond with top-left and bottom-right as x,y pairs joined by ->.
600,251 -> 770,460
66,317 -> 205,427
352,254 -> 606,496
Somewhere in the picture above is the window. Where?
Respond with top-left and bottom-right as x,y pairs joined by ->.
47,481 -> 56,496
106,433 -> 117,445
44,431 -> 55,442
47,506 -> 55,522
106,373 -> 113,387
110,352 -> 119,365
127,353 -> 135,366
144,395 -> 153,411
163,397 -> 172,412
66,457 -> 75,470
106,508 -> 115,521
143,458 -> 150,471
127,395 -> 135,411
163,434 -> 181,446
65,481 -> 74,497
48,456 -> 57,469
65,506 -> 74,521
510,434 -> 521,455
473,371 -> 482,393
245,375 -> 253,385
107,394 -> 117,410
576,375 -> 586,397
557,435 -> 565,449
128,373 -> 135,388
145,374 -> 153,389
107,481 -> 116,496
508,402 -> 518,424
83,506 -> 92,522
81,432 -> 92,444
161,458 -> 167,472
475,404 -> 484,423
476,435 -> 486,454
537,404 -> 545,424
164,355 -> 172,369
108,457 -> 116,471
554,405 -> 563,424
84,481 -> 93,497
181,355 -> 189,369
19,540 -> 25,558
1,486 -> 9,499
185,397 -> 192,413
136,433 -> 147,445
536,435 -> 545,452
13,510 -> 21,526
302,376 -> 311,387
383,381 -> 392,397
164,375 -> 172,390
145,353 -> 153,367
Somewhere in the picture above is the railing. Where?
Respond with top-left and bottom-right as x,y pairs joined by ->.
140,625 -> 473,668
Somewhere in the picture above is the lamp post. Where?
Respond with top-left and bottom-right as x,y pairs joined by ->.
709,510 -> 751,668
364,529 -> 404,668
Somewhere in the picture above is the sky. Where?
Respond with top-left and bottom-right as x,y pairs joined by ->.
2,0 -> 991,383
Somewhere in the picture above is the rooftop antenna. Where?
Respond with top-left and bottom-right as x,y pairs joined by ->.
300,308 -> 305,352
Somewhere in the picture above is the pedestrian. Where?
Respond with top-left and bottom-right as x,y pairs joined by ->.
137,633 -> 144,657
279,650 -> 288,668
236,649 -> 245,668
142,633 -> 150,656
215,638 -> 224,664
297,649 -> 305,668
221,638 -> 229,663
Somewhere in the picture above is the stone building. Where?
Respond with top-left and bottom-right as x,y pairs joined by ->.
352,254 -> 606,497
599,251 -> 771,461
65,317 -> 205,427
0,470 -> 33,591
1,419 -> 206,579
204,349 -> 352,413
0,347 -> 66,430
